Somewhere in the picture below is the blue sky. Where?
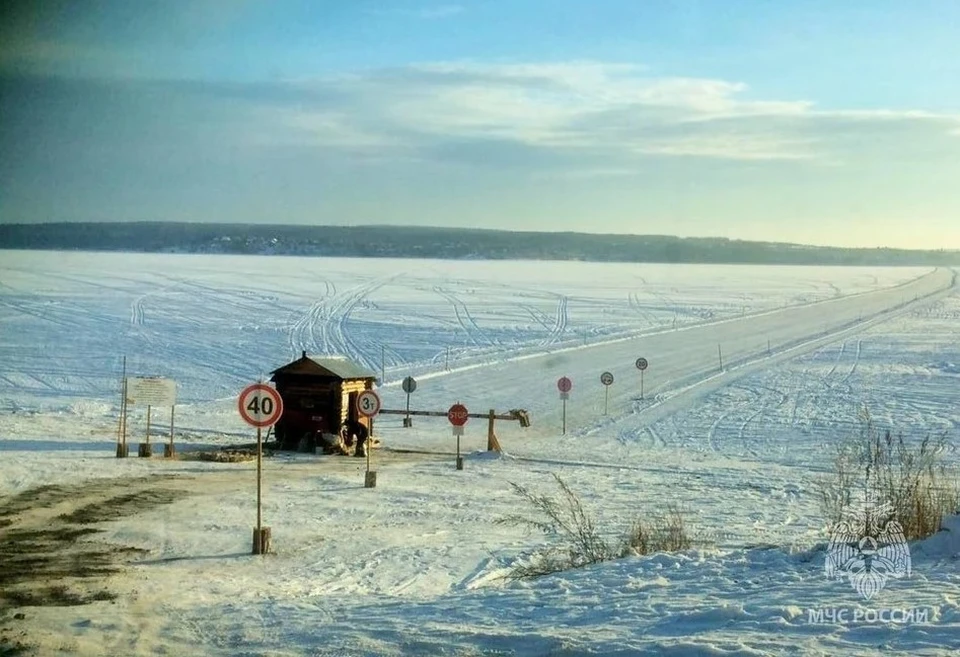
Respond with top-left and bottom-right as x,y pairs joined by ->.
1,1 -> 959,248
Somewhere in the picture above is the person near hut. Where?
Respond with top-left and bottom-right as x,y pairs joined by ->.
341,418 -> 369,456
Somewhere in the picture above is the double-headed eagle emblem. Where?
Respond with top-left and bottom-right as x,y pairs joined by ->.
825,502 -> 911,600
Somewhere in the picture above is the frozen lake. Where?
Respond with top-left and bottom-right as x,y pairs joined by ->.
1,251 -> 959,656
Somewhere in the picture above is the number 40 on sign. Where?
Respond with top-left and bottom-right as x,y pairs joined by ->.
238,383 -> 284,428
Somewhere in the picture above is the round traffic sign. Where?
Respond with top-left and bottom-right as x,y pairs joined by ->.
600,371 -> 614,386
238,383 -> 284,428
635,357 -> 649,371
447,403 -> 469,427
401,376 -> 417,394
557,376 -> 572,393
357,390 -> 382,418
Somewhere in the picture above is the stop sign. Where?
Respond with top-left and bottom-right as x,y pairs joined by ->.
447,403 -> 469,427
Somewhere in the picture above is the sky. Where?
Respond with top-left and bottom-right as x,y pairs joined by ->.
1,1 -> 959,249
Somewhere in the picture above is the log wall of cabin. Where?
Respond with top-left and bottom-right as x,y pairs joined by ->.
339,379 -> 372,428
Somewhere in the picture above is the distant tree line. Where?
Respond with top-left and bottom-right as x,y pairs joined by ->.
2,222 -> 959,266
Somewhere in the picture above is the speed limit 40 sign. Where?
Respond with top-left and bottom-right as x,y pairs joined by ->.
238,383 -> 284,428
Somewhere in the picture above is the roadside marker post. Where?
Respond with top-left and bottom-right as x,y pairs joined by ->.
357,389 -> 382,487
238,382 -> 284,555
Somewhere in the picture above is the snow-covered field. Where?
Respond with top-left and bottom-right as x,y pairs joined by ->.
1,251 -> 959,656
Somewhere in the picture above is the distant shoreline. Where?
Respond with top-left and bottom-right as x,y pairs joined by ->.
2,222 -> 959,267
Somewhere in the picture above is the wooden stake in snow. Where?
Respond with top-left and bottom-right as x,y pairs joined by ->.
718,344 -> 724,372
486,409 -> 502,452
116,356 -> 129,458
164,405 -> 176,458
139,405 -> 153,458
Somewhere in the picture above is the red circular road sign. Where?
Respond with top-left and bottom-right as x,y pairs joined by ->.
238,383 -> 284,428
447,403 -> 469,427
557,376 -> 572,393
357,390 -> 382,418
635,357 -> 649,371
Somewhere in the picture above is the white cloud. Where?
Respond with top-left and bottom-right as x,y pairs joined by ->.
240,61 -> 960,169
636,135 -> 819,161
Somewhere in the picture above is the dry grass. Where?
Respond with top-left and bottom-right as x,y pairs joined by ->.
623,505 -> 693,555
498,474 -> 696,579
819,409 -> 960,541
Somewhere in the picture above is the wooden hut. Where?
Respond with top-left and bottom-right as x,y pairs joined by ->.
270,352 -> 378,450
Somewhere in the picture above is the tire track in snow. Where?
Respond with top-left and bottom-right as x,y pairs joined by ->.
737,384 -> 788,453
824,340 -> 847,380
433,286 -> 496,348
130,296 -> 145,326
548,295 -> 569,345
288,276 -> 401,372
628,291 -> 660,328
837,339 -> 862,385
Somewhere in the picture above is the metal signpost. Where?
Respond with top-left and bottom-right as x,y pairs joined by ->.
401,376 -> 417,427
238,382 -> 284,556
600,371 -> 614,415
557,376 -> 572,434
635,357 -> 648,400
357,389 -> 382,487
448,402 -> 469,470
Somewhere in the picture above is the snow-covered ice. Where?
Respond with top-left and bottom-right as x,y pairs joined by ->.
1,251 -> 959,656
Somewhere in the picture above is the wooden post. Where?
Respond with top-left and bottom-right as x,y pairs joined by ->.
445,346 -> 450,371
121,372 -> 128,450
252,425 -> 270,554
139,404 -> 153,457
404,392 -> 412,427
380,345 -> 385,383
767,339 -> 771,357
640,370 -> 645,400
164,405 -> 176,458
257,425 -> 262,537
718,344 -> 724,372
364,421 -> 376,488
562,397 -> 566,435
604,385 -> 609,415
116,356 -> 125,445
486,409 -> 495,451
116,357 -> 128,458
456,428 -> 463,470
